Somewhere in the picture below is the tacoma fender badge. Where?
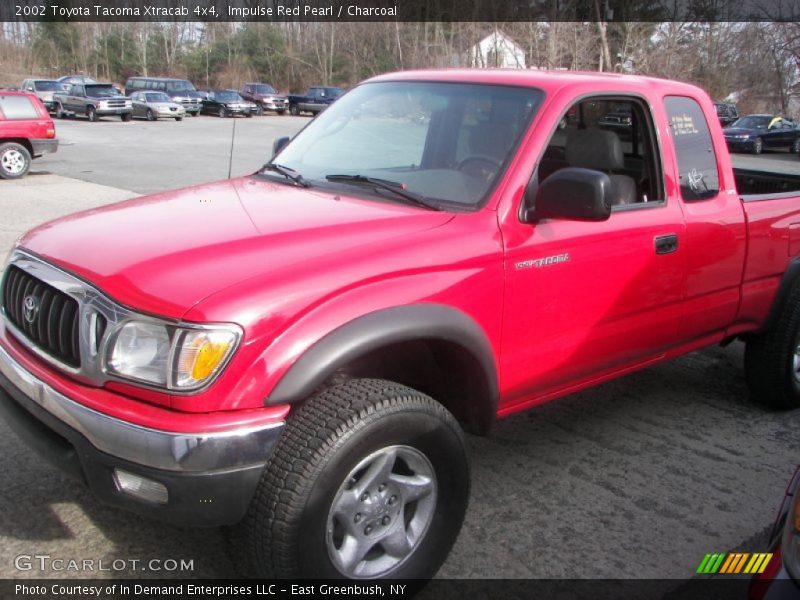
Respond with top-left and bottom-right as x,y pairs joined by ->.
515,253 -> 570,270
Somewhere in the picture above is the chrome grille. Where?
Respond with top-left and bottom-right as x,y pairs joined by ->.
1,265 -> 83,367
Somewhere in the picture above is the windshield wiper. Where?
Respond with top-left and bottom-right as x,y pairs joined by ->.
325,174 -> 440,211
261,163 -> 310,188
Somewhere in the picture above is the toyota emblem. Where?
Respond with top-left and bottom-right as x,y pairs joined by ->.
23,295 -> 40,324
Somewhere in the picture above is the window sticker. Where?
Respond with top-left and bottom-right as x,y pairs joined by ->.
670,114 -> 699,136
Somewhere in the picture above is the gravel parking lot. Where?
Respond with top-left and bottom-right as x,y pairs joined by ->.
0,114 -> 798,586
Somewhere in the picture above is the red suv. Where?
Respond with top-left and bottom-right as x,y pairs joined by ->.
0,90 -> 58,179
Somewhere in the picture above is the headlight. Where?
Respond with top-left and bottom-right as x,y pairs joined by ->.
106,319 -> 240,391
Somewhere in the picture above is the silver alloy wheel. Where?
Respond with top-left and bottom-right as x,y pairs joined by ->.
1,148 -> 26,175
326,444 -> 437,579
793,342 -> 800,383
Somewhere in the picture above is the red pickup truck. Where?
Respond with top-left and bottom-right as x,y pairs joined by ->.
1,70 -> 799,580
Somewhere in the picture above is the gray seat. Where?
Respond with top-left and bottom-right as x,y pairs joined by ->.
564,129 -> 637,206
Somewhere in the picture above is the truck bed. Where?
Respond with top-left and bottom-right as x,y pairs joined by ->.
735,167 -> 800,199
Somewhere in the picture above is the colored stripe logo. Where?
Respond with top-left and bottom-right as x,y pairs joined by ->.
696,552 -> 772,574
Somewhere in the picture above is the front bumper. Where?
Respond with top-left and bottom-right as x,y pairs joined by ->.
725,138 -> 755,152
30,138 -> 58,157
95,107 -> 133,117
156,108 -> 186,118
0,340 -> 283,526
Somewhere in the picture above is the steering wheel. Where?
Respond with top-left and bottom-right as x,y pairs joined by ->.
456,155 -> 502,181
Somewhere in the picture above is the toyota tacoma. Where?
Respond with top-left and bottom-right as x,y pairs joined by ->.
2,70 -> 800,580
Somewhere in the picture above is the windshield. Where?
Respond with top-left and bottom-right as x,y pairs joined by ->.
145,92 -> 170,102
85,85 -> 119,98
271,81 -> 543,210
34,81 -> 59,91
252,84 -> 276,94
733,116 -> 771,129
216,91 -> 242,102
166,80 -> 195,92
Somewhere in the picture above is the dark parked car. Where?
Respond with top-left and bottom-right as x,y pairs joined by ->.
0,90 -> 58,179
199,89 -> 256,118
714,102 -> 739,127
748,466 -> 799,600
20,79 -> 60,113
239,83 -> 288,115
724,114 -> 800,154
125,77 -> 202,117
286,86 -> 343,116
598,104 -> 632,128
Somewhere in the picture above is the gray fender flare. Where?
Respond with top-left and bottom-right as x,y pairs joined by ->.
265,304 -> 498,430
758,258 -> 800,333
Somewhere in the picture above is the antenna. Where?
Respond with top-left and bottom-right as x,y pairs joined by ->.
227,117 -> 236,179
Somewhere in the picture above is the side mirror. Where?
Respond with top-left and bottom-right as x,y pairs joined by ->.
272,136 -> 290,156
522,167 -> 612,223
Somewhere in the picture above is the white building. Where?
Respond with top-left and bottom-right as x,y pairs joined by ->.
469,31 -> 526,69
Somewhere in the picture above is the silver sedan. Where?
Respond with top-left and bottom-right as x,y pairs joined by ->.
129,91 -> 186,121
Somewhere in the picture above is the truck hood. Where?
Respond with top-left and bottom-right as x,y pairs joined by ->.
18,176 -> 453,319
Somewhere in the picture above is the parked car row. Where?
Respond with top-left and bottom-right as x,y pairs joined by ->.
17,75 -> 344,123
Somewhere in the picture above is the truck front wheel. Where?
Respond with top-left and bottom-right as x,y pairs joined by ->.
235,378 -> 469,579
745,279 -> 800,409
289,103 -> 300,116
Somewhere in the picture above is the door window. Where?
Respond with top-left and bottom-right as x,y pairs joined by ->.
537,96 -> 664,208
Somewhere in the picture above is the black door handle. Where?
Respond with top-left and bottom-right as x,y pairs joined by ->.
655,234 -> 678,255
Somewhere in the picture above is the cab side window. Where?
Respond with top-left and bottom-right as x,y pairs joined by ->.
664,96 -> 720,201
537,96 -> 664,207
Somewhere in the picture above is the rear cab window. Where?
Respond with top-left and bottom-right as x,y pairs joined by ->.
0,95 -> 40,120
664,96 -> 720,201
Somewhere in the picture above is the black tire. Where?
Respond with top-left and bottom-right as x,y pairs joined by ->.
234,378 -> 469,579
0,142 -> 32,180
289,103 -> 300,116
87,106 -> 97,122
277,110 -> 286,116
175,116 -> 183,122
120,112 -> 131,122
752,137 -> 763,155
745,279 -> 800,409
146,109 -> 155,121
191,110 -> 200,117
246,111 -> 253,118
255,105 -> 264,117
218,106 -> 228,118
792,138 -> 800,154
55,103 -> 66,119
